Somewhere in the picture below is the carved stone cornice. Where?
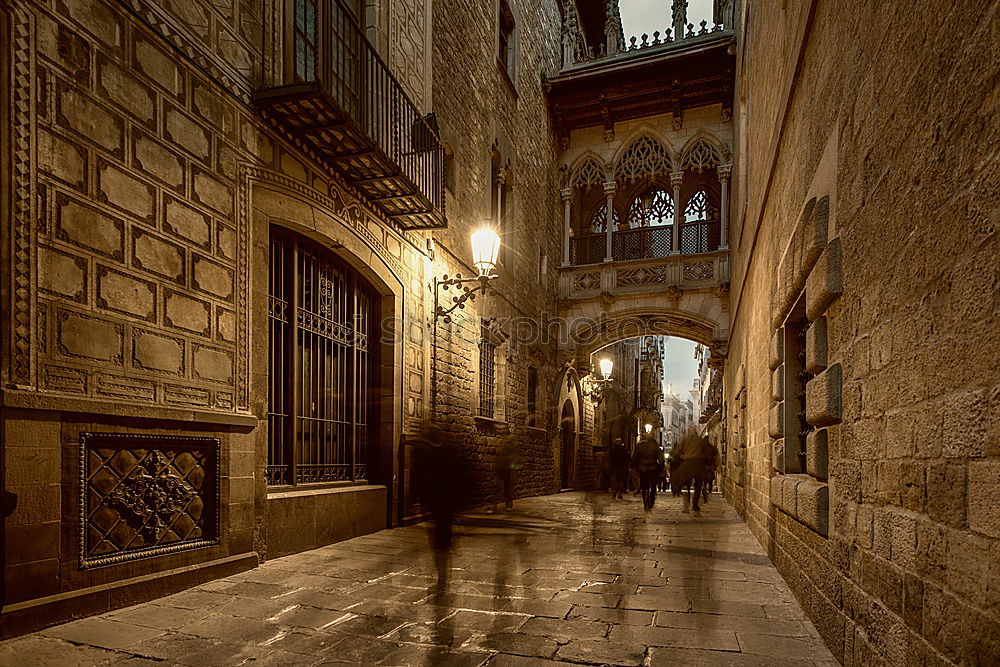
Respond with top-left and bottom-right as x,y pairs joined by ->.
602,181 -> 617,195
560,187 -> 575,203
717,163 -> 732,182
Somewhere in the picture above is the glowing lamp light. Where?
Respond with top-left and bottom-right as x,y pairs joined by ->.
644,423 -> 653,434
471,228 -> 501,277
598,358 -> 613,380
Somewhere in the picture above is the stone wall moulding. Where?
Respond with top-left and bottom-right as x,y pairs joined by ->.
244,165 -> 406,281
8,5 -> 37,390
79,432 -> 221,569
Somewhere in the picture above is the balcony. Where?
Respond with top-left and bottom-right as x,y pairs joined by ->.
569,219 -> 720,266
559,250 -> 729,300
254,0 -> 445,229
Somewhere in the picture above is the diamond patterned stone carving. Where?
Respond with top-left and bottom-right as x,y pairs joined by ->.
80,432 -> 219,568
683,261 -> 714,281
573,271 -> 601,292
617,266 -> 667,287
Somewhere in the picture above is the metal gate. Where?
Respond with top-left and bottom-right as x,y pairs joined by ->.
267,229 -> 374,486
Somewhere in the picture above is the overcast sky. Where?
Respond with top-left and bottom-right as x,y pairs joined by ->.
619,0 -> 717,41
661,337 -> 700,400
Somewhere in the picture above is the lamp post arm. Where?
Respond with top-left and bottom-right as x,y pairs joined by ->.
433,274 -> 498,321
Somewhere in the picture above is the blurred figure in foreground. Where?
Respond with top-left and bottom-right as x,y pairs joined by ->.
609,438 -> 629,499
411,420 -> 472,590
632,435 -> 665,511
491,437 -> 519,513
670,428 -> 714,513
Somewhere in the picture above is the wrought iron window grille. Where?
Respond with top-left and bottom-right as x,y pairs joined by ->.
267,229 -> 375,487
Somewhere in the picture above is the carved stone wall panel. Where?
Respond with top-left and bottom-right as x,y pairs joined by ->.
79,432 -> 220,568
14,0 -> 425,418
11,0 -> 254,411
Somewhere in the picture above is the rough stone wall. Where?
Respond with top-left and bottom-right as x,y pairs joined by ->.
426,0 -> 565,506
724,0 -> 1000,663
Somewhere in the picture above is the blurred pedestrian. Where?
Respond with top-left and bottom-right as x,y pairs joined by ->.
411,420 -> 472,590
491,437 -> 518,513
609,438 -> 629,499
657,445 -> 670,492
632,435 -> 665,511
702,438 -> 719,504
670,428 -> 714,513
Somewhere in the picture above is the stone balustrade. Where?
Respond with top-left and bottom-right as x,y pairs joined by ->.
558,249 -> 730,300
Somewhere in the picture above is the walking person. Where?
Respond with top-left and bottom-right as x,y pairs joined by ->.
657,445 -> 670,492
491,437 -> 518,513
632,434 -> 665,511
702,438 -> 719,504
410,421 -> 472,591
669,427 -> 713,513
609,438 -> 629,499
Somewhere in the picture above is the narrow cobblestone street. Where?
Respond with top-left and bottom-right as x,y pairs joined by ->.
1,492 -> 836,666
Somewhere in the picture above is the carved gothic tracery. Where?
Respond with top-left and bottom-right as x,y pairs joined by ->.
614,136 -> 674,182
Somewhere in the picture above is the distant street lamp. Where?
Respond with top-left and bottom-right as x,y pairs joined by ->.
584,358 -> 614,403
431,228 -> 502,414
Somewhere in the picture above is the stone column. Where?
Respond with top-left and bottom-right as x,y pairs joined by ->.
496,168 -> 507,263
670,171 -> 684,255
672,0 -> 688,41
603,180 -> 617,262
718,164 -> 731,250
561,187 -> 574,266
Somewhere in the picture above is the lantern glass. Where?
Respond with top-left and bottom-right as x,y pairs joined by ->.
598,358 -> 613,380
644,423 -> 653,434
471,228 -> 501,277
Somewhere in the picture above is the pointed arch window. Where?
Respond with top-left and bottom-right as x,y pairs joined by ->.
683,190 -> 718,222
680,190 -> 719,254
590,201 -> 620,233
626,188 -> 674,227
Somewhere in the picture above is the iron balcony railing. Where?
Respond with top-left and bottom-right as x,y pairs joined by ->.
255,0 -> 445,229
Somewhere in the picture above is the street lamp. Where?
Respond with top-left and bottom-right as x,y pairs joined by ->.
584,358 -> 614,403
431,228 -> 502,414
433,227 -> 501,323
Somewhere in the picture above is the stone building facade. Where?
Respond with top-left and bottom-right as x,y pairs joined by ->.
0,0 -> 568,636
718,0 -> 1000,663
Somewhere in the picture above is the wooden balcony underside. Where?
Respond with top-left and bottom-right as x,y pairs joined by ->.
255,84 -> 445,230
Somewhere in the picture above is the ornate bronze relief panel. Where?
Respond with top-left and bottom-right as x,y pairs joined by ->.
79,433 -> 220,568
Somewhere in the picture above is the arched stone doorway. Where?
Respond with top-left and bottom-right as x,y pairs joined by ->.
560,400 -> 576,489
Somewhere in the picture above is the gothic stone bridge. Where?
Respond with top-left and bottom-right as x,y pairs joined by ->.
558,250 -> 730,368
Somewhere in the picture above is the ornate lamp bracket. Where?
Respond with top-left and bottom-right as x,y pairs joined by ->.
433,273 -> 498,323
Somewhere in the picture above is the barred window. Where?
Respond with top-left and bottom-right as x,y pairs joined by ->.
479,322 -> 497,417
267,228 -> 376,486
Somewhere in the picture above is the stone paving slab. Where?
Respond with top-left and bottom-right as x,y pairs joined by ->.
0,491 -> 837,666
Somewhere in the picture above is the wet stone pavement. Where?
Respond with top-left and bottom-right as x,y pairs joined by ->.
0,491 -> 838,666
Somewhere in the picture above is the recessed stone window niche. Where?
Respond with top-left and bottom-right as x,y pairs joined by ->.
768,196 -> 841,538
